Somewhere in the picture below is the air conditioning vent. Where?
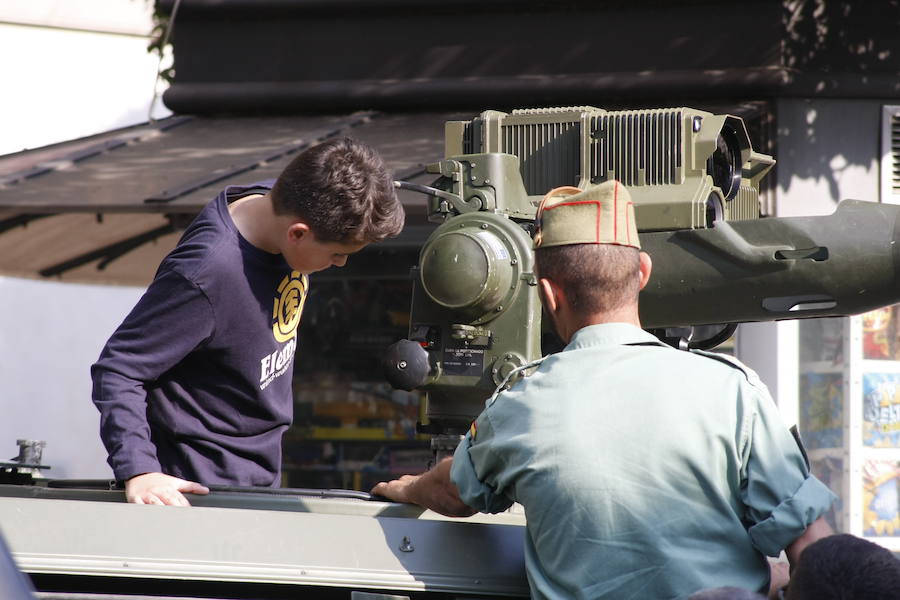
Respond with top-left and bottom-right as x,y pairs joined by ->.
590,110 -> 683,187
881,105 -> 900,204
501,121 -> 581,194
892,113 -> 900,194
461,122 -> 474,155
441,106 -> 772,230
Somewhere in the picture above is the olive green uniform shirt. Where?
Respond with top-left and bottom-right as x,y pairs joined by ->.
451,323 -> 836,600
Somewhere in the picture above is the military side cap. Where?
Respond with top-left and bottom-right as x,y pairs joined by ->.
533,180 -> 640,249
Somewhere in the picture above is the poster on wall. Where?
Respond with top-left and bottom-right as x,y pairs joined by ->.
810,455 -> 844,532
862,373 -> 900,447
862,459 -> 900,537
862,305 -> 900,361
799,317 -> 844,364
799,373 -> 843,450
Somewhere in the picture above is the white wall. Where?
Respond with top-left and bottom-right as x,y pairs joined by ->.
0,279 -> 144,477
0,1 -> 168,476
774,99 -> 881,217
0,1 -> 170,155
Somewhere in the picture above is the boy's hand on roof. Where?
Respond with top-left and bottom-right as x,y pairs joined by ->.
125,472 -> 210,507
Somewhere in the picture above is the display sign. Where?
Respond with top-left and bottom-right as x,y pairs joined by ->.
863,306 -> 900,360
862,459 -> 900,537
442,346 -> 485,376
862,373 -> 900,447
799,373 -> 844,450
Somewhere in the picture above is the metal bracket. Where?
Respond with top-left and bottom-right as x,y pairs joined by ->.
450,324 -> 492,346
39,219 -> 178,277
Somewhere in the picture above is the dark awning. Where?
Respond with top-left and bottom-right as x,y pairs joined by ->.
158,0 -> 900,115
0,111 -> 464,286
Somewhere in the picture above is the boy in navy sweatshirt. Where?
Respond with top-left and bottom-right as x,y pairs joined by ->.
92,138 -> 404,506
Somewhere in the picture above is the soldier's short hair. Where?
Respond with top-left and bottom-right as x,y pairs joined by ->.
535,243 -> 640,314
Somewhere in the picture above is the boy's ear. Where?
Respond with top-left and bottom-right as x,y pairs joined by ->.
286,221 -> 312,242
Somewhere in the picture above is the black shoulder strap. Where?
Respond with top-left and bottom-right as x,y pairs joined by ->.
625,340 -> 670,348
790,424 -> 812,469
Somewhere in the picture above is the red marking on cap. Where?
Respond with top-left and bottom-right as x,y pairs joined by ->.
613,182 -> 619,242
627,201 -> 634,245
543,199 -> 603,243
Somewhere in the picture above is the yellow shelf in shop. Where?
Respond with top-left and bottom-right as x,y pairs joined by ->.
307,426 -> 422,441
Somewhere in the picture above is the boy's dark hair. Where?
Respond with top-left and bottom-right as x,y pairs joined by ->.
535,243 -> 640,314
270,137 -> 404,243
786,534 -> 900,600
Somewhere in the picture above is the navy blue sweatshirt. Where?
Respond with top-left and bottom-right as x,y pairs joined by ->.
91,182 -> 307,486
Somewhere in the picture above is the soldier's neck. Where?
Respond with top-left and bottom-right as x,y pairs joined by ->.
556,305 -> 642,343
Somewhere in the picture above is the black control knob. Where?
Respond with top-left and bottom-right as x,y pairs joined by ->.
383,339 -> 430,391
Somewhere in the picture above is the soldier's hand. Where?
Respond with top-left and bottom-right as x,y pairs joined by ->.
371,474 -> 421,504
371,458 -> 477,517
767,559 -> 790,599
125,472 -> 210,506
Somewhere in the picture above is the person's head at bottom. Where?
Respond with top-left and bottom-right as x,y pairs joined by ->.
786,534 -> 900,600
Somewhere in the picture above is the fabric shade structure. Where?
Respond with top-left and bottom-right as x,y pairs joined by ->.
0,111 -> 462,286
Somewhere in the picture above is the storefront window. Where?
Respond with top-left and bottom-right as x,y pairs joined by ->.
798,310 -> 900,545
284,262 -> 431,491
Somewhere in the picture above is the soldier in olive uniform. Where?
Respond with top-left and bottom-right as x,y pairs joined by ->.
373,181 -> 834,599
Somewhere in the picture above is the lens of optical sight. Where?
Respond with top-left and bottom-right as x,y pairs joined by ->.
706,192 -> 724,227
707,126 -> 743,201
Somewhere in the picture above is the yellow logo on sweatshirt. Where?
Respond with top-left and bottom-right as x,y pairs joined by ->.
272,271 -> 307,343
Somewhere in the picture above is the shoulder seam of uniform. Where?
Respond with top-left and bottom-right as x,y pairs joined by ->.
689,349 -> 753,381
